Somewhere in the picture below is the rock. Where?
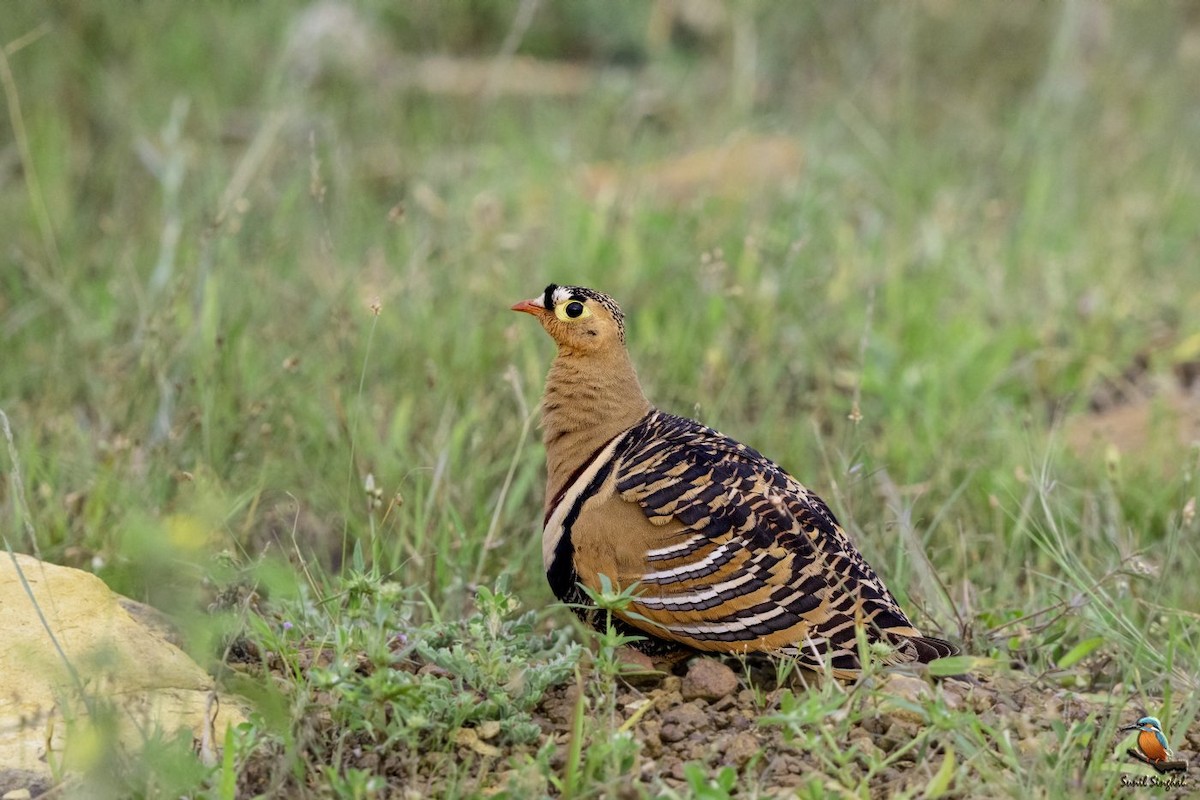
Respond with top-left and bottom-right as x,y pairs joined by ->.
727,731 -> 761,768
653,674 -> 685,709
0,553 -> 248,788
541,684 -> 582,727
710,694 -> 736,712
0,770 -> 49,800
661,702 -> 708,729
453,727 -> 501,758
861,714 -> 887,736
681,657 -> 738,701
728,712 -> 753,731
660,702 -> 709,743
656,688 -> 684,708
117,597 -> 185,648
616,647 -> 664,686
879,673 -> 932,724
939,679 -> 968,711
878,719 -> 921,753
641,720 -> 663,757
617,646 -> 656,671
848,730 -> 884,766
884,672 -> 931,703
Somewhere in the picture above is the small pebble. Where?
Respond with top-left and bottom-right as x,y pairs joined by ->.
661,701 -> 709,742
682,657 -> 739,701
727,730 -> 760,767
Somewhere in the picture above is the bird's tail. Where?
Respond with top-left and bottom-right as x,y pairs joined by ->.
907,635 -> 960,664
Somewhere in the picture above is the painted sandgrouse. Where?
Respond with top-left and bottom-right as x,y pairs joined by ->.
513,284 -> 958,674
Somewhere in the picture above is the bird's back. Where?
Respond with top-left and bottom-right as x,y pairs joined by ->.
554,409 -> 957,672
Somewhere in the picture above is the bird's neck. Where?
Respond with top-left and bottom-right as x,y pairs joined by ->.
541,347 -> 652,509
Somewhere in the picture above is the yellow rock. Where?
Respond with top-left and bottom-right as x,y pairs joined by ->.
453,727 -> 501,757
0,553 -> 247,784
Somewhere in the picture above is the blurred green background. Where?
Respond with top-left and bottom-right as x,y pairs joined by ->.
2,1 -> 1199,662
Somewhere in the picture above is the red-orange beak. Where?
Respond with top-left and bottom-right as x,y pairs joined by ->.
510,298 -> 546,315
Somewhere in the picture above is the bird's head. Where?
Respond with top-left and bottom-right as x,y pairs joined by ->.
1121,716 -> 1164,733
511,284 -> 627,354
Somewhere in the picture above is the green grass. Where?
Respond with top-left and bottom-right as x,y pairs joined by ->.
2,2 -> 1199,797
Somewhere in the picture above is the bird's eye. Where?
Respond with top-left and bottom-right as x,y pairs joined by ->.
554,299 -> 591,321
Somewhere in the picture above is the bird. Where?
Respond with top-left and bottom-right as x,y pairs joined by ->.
512,284 -> 959,675
1121,717 -> 1174,764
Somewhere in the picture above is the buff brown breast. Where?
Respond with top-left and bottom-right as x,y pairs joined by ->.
512,284 -> 959,674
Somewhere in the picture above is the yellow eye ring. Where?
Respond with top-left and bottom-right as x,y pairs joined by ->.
555,300 -> 591,321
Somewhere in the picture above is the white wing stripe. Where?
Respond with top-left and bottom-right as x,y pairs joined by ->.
655,603 -> 788,634
646,534 -> 705,559
635,569 -> 756,608
642,541 -> 734,581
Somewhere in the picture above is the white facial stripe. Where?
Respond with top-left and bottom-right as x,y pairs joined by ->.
635,569 -> 756,608
642,542 -> 734,581
542,431 -> 630,572
552,286 -> 575,306
646,534 -> 706,559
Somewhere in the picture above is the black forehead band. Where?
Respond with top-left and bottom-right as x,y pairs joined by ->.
535,284 -> 624,342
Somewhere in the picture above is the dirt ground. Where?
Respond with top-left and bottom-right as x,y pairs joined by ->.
236,649 -> 1197,799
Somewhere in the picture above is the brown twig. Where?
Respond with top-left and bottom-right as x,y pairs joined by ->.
1125,748 -> 1189,774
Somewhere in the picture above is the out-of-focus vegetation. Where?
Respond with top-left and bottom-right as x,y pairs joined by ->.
2,2 -> 1199,796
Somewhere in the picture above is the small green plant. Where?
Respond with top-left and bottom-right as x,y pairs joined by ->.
553,576 -> 657,797
223,575 -> 581,796
759,687 -> 848,747
324,766 -> 386,800
680,763 -> 737,800
578,575 -> 655,681
319,579 -> 581,748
